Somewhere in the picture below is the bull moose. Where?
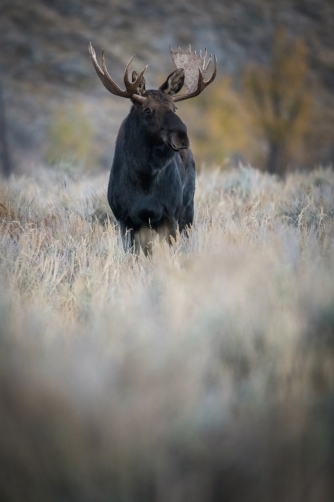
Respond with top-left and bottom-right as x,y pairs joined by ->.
89,43 -> 217,254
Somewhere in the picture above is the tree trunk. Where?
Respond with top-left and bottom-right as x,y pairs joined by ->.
266,141 -> 280,175
0,82 -> 12,178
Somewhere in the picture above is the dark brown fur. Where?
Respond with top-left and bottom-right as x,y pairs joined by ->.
107,73 -> 195,254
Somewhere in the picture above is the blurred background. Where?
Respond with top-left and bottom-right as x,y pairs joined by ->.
0,0 -> 333,177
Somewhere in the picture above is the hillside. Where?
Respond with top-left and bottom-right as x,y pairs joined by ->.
1,0 -> 334,172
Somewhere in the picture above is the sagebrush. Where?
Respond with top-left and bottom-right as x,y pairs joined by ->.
0,165 -> 334,501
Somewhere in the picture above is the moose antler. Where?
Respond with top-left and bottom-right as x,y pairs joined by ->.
169,45 -> 217,102
88,43 -> 147,103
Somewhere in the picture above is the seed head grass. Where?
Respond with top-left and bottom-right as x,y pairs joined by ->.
0,165 -> 334,501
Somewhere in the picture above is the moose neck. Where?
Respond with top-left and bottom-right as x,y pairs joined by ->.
123,106 -> 176,173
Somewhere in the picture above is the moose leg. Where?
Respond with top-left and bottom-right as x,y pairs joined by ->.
157,219 -> 177,246
134,232 -> 143,256
137,226 -> 156,256
179,202 -> 194,236
120,225 -> 135,253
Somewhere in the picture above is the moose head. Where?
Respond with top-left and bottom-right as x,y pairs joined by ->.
88,44 -> 217,153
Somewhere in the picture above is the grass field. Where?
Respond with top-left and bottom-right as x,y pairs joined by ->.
0,164 -> 334,501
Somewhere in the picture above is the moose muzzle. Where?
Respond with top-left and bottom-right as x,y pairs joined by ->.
162,112 -> 190,152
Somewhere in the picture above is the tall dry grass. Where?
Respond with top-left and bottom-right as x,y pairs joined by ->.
0,164 -> 334,501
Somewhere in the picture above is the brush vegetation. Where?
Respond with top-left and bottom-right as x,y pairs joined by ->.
0,165 -> 334,501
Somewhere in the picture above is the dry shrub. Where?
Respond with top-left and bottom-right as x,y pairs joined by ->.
0,166 -> 334,501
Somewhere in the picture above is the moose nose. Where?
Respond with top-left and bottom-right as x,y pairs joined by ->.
179,130 -> 190,148
163,112 -> 190,150
170,130 -> 190,151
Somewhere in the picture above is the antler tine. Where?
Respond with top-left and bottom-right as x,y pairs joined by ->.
205,54 -> 217,84
204,53 -> 212,73
172,54 -> 217,103
101,49 -> 129,97
89,43 -> 147,103
88,43 -> 103,79
123,55 -> 148,99
89,43 -> 127,97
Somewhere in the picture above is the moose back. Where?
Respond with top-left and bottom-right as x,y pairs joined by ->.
89,44 -> 217,254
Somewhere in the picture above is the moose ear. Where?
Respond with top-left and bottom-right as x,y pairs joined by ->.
159,68 -> 185,95
132,71 -> 146,95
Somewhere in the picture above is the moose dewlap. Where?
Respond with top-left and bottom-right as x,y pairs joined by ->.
89,44 -> 217,255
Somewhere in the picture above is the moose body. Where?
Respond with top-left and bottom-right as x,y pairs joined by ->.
89,44 -> 217,254
108,93 -> 195,252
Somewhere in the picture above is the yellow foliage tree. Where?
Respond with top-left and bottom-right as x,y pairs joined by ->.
244,28 -> 313,175
180,76 -> 252,169
45,103 -> 92,167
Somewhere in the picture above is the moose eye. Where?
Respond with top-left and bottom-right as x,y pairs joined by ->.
144,108 -> 152,116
